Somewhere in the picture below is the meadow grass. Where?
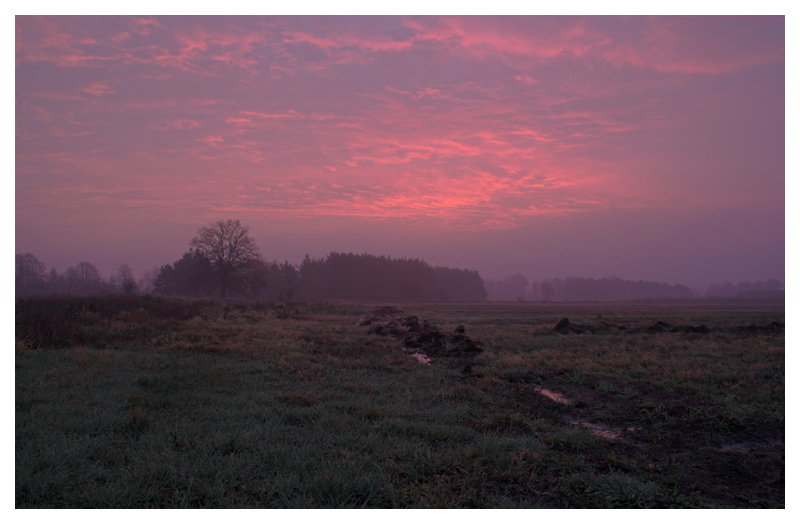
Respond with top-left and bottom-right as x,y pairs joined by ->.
15,296 -> 783,507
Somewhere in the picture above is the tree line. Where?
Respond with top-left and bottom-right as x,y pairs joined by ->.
483,274 -> 783,302
17,219 -> 782,303
15,253 -> 158,298
297,252 -> 486,302
16,220 -> 487,302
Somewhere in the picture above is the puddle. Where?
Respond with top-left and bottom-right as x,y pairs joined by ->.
720,440 -> 784,454
409,353 -> 431,364
566,418 -> 642,441
534,387 -> 571,405
403,348 -> 431,365
571,421 -> 641,440
528,387 -> 643,442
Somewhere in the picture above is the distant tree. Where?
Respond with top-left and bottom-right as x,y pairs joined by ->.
540,281 -> 556,302
15,253 -> 46,296
502,273 -> 529,301
66,261 -> 102,290
139,264 -> 160,295
706,280 -> 737,298
765,279 -> 783,290
296,251 -> 486,302
279,261 -> 300,301
152,264 -> 176,295
46,268 -> 65,294
117,264 -> 139,295
153,250 -> 215,297
527,281 -> 541,301
190,219 -> 264,298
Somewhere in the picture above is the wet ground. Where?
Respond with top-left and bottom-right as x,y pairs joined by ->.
487,368 -> 784,508
362,307 -> 784,508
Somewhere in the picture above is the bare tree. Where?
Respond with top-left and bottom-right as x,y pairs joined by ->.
139,264 -> 160,295
117,264 -> 139,295
16,253 -> 46,296
190,219 -> 264,298
66,261 -> 102,291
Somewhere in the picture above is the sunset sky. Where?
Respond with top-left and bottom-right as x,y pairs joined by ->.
14,15 -> 785,287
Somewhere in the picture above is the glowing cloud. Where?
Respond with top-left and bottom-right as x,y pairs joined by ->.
15,16 -> 784,285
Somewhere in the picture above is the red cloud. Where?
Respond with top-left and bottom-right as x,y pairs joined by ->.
80,80 -> 115,96
15,16 -> 784,234
151,119 -> 203,131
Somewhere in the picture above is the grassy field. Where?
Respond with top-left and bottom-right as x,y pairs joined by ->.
15,295 -> 784,508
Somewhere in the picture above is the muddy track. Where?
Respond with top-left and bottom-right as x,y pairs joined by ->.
359,307 -> 784,507
475,369 -> 785,507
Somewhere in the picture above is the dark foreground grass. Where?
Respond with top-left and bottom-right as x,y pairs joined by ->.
15,296 -> 784,508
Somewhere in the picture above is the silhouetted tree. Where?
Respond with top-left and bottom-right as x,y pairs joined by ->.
117,264 -> 139,295
296,252 -> 486,302
16,253 -> 46,296
278,261 -> 300,301
706,281 -> 738,298
190,220 -> 264,298
139,264 -> 160,295
536,276 -> 693,301
502,273 -> 529,301
540,281 -> 556,301
153,250 -> 214,297
704,278 -> 784,300
527,281 -> 542,301
65,261 -> 102,293
45,268 -> 66,294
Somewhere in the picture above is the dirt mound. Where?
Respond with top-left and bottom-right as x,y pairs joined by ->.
646,321 -> 674,333
636,321 -> 712,334
359,306 -> 404,326
553,318 -> 572,334
372,305 -> 402,317
674,324 -> 711,334
552,318 -> 596,334
366,315 -> 482,358
733,321 -> 783,334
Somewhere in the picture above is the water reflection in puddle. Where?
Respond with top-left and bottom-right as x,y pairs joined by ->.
403,348 -> 431,364
532,388 -> 641,441
569,420 -> 642,440
409,353 -> 431,364
534,387 -> 571,405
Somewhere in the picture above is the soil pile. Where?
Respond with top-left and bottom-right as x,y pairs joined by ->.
364,313 -> 482,358
552,317 -> 598,334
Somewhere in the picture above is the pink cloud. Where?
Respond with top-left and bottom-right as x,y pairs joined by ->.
196,135 -> 225,146
80,80 -> 116,96
15,16 -> 784,243
151,118 -> 203,131
22,103 -> 55,122
596,17 -> 784,75
403,16 -> 783,76
282,29 -> 414,56
132,17 -> 164,37
239,110 -> 299,120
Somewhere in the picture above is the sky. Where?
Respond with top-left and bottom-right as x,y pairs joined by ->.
14,14 -> 785,288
